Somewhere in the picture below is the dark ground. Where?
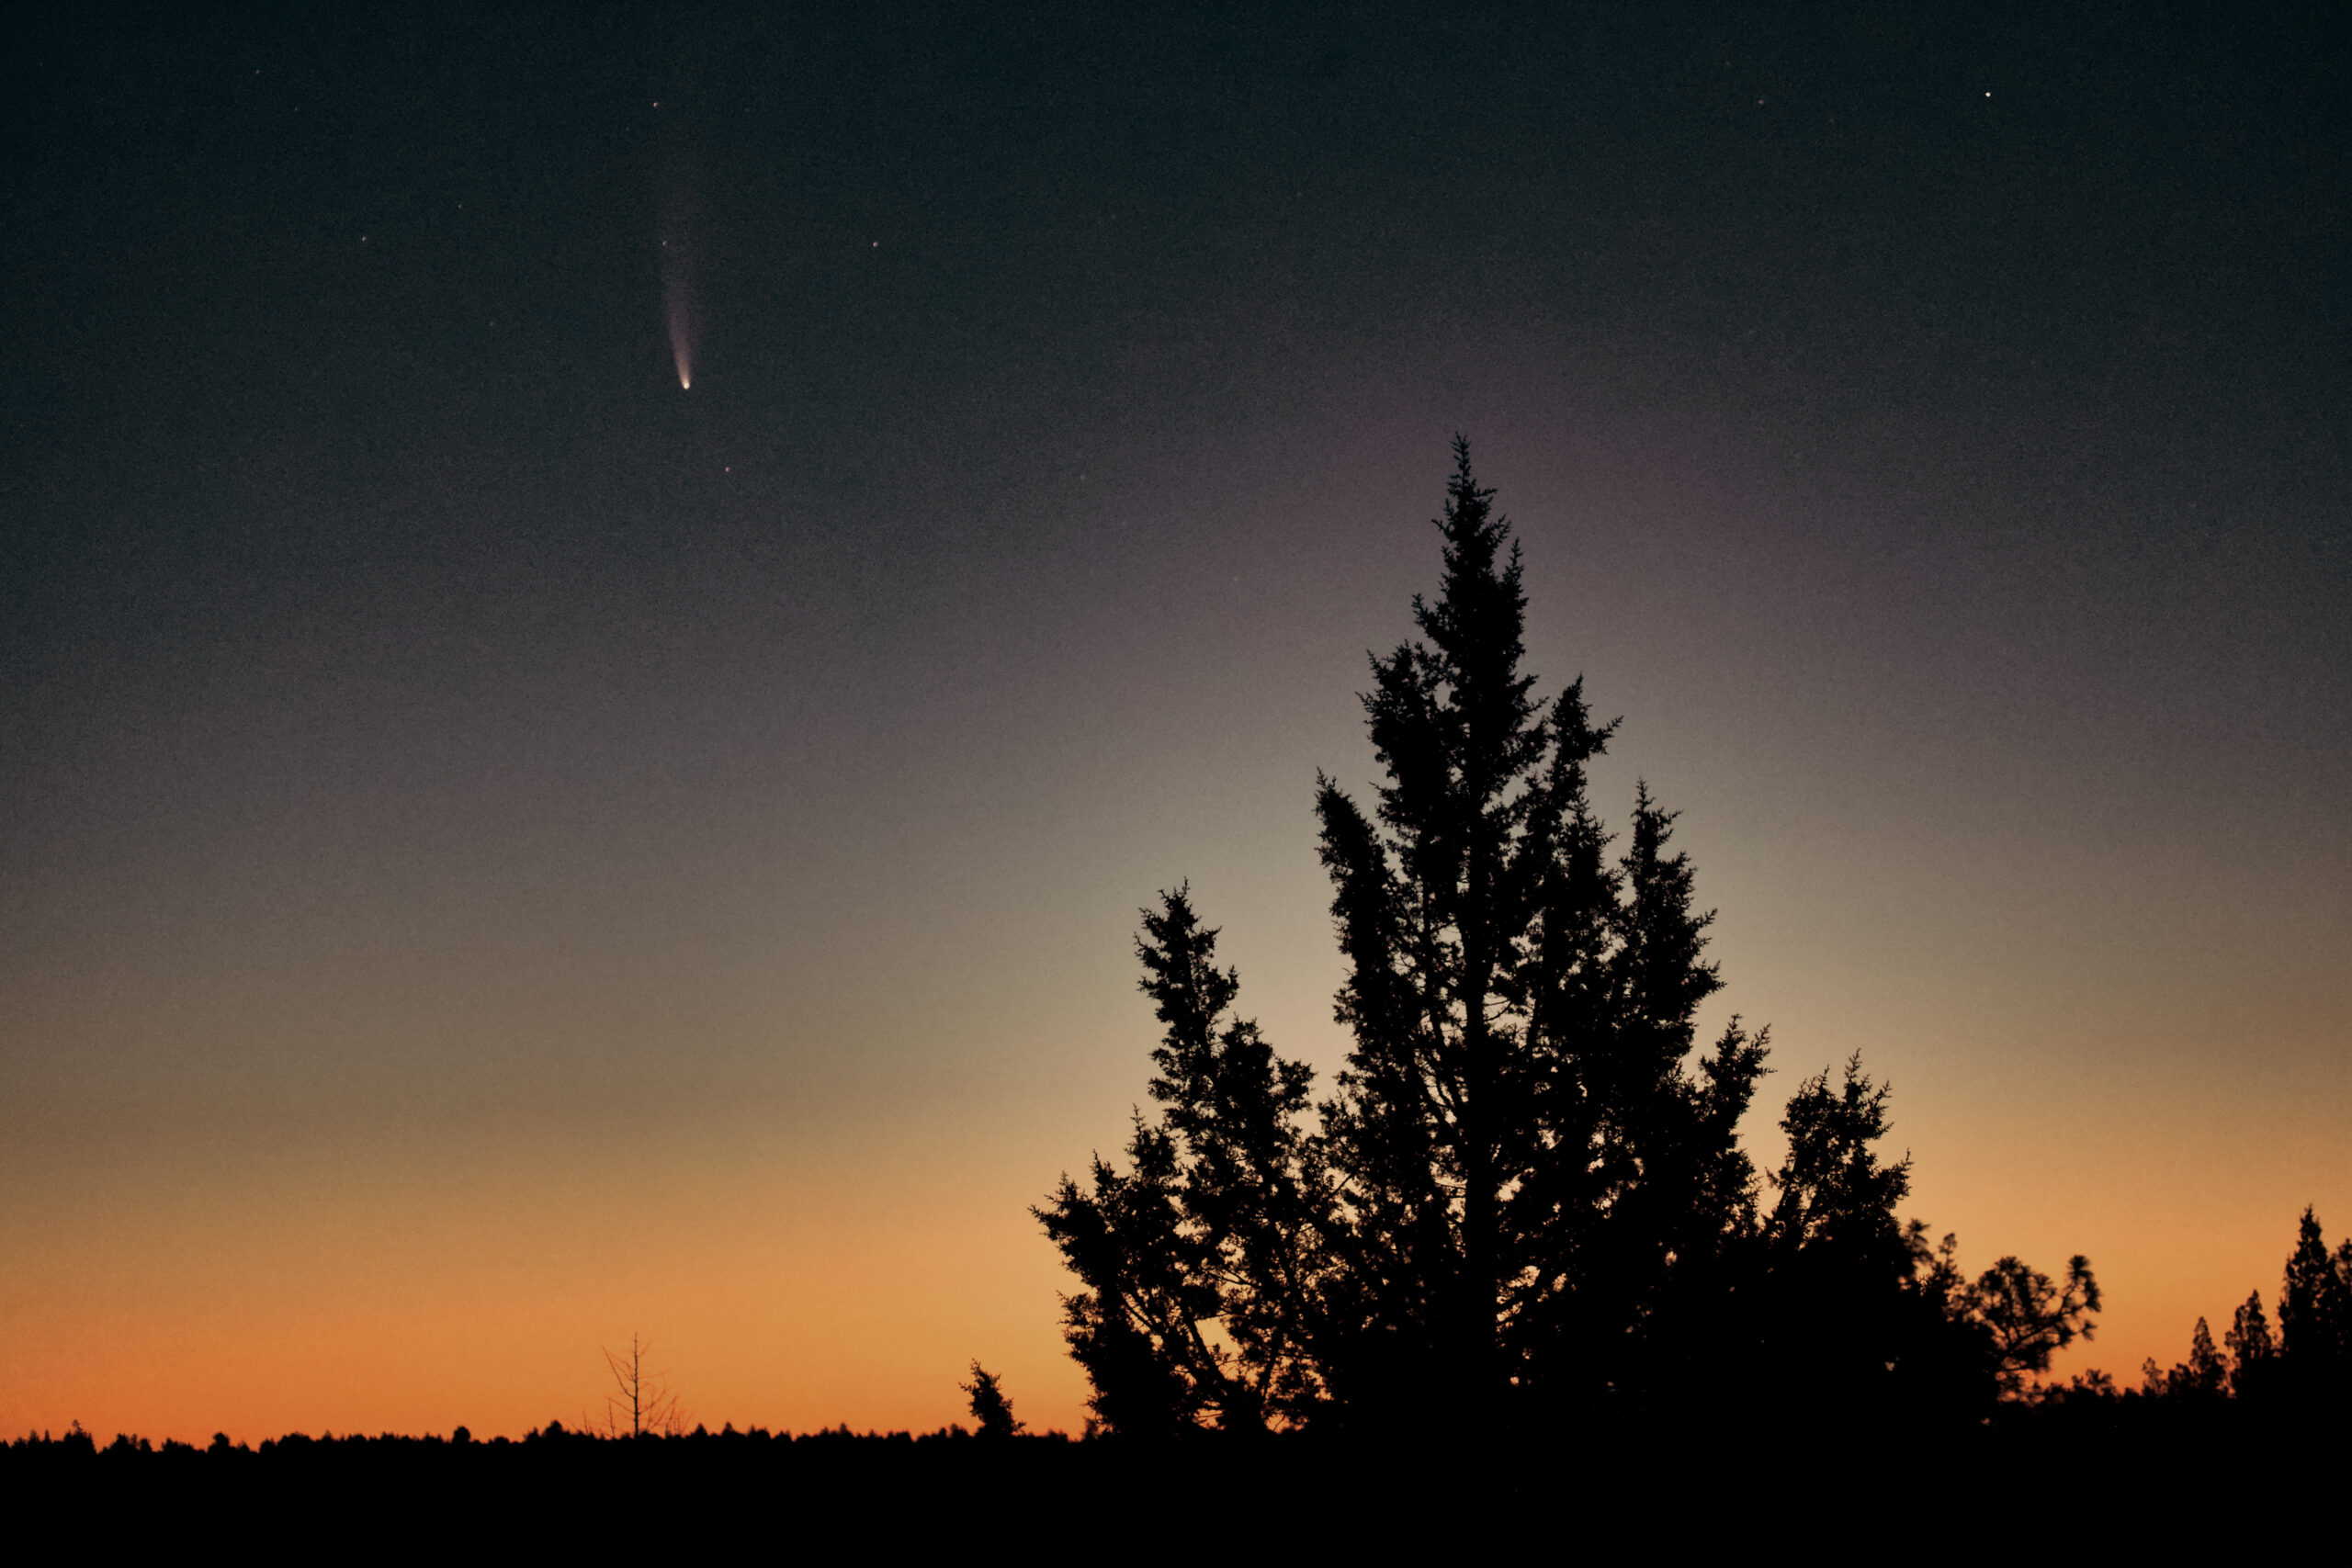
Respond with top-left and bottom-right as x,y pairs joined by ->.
11,1409 -> 2338,1552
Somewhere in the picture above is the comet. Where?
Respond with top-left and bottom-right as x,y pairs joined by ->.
662,232 -> 695,389
658,129 -> 701,389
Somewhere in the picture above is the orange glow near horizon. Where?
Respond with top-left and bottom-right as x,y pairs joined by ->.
6,1118 -> 1094,1443
8,1001 -> 2346,1443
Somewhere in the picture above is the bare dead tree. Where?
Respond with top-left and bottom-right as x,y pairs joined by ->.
589,1333 -> 686,1438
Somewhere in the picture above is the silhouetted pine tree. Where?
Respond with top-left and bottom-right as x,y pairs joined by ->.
2277,1207 -> 2349,1403
1965,1253 -> 2101,1399
2186,1317 -> 2227,1396
2143,1317 -> 2227,1400
1740,1059 -> 1978,1419
1040,441 -> 2097,1434
960,1361 -> 1026,1439
2225,1290 -> 2276,1400
1035,890 -> 1331,1431
1307,439 -> 1765,1427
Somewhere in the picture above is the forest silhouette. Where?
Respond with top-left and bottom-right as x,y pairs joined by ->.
11,446 -> 2345,1513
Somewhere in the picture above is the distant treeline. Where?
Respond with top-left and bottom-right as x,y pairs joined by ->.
17,1192 -> 2352,1465
8,1233 -> 2348,1552
4,1421 -> 1073,1461
2032,1204 -> 2352,1426
5,1393 -> 2342,1542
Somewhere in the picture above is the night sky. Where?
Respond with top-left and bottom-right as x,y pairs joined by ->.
5,4 -> 2346,1438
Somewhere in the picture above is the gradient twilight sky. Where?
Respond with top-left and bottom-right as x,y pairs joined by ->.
4,5 -> 2346,1440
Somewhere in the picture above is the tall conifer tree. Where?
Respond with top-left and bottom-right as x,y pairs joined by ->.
1038,441 -> 2092,1432
1311,438 -> 1764,1421
2278,1207 -> 2348,1399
